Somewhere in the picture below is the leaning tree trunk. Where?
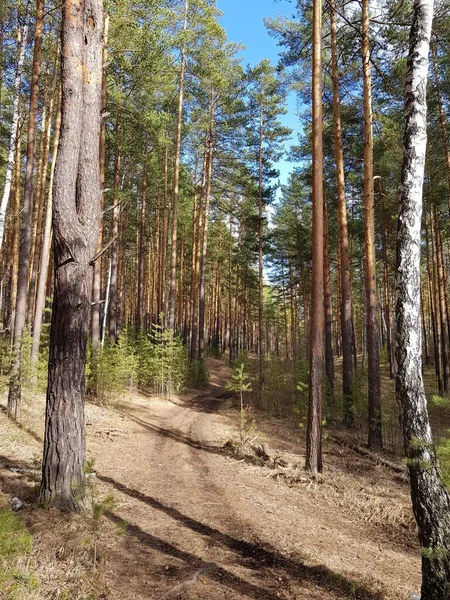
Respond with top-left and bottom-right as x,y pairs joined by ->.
396,0 -> 450,595
39,0 -> 103,511
305,0 -> 324,476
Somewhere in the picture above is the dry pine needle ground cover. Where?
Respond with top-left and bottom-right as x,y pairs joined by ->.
0,358 -> 421,600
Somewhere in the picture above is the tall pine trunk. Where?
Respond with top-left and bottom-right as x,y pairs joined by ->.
330,0 -> 354,426
168,0 -> 188,331
362,0 -> 382,449
39,0 -> 103,511
305,0 -> 324,476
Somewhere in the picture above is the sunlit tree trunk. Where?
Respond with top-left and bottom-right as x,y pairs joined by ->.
108,111 -> 121,344
306,0 -> 324,476
39,0 -> 103,511
0,5 -> 30,252
8,0 -> 45,419
330,0 -> 354,426
168,0 -> 188,331
31,86 -> 62,372
362,0 -> 382,449
90,12 -> 108,391
396,0 -> 450,594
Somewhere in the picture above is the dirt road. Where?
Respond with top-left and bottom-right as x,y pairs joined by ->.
86,359 -> 421,600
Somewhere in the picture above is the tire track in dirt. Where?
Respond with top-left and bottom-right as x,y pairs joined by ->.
89,360 -> 420,600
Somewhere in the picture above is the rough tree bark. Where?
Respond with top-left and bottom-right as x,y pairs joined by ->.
362,0 -> 382,450
330,0 -> 354,424
39,0 -> 103,511
305,0 -> 324,476
396,0 -> 450,595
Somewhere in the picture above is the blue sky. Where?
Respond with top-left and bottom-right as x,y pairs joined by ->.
216,0 -> 300,192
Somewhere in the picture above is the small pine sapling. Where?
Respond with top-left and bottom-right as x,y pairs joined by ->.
226,363 -> 256,446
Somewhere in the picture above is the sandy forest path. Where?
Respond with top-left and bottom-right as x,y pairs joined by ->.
82,357 -> 421,600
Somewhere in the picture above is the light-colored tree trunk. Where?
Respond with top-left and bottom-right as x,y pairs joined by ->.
90,12 -> 109,391
30,86 -> 62,372
108,112 -> 121,344
0,6 -> 30,252
8,0 -> 45,420
396,0 -> 450,594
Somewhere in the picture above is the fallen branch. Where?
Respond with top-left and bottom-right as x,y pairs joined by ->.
331,435 -> 407,477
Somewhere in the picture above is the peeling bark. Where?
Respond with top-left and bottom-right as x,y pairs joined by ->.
396,0 -> 450,595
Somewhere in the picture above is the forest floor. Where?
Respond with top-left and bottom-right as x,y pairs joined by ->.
0,357 -> 422,600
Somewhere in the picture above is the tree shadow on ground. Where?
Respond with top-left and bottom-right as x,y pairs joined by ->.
103,409 -> 227,457
0,455 -> 40,503
0,404 -> 43,444
100,475 -> 385,600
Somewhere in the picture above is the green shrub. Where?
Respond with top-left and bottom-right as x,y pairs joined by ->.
136,324 -> 187,397
436,432 -> 450,489
96,331 -> 138,400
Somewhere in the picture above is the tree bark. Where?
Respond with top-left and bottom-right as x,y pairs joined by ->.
198,100 -> 214,364
305,0 -> 324,476
0,4 -> 30,252
90,12 -> 108,391
108,109 -> 121,344
136,142 -> 148,332
362,0 -> 382,450
168,0 -> 188,331
31,85 -> 62,372
330,0 -> 354,426
396,0 -> 450,595
8,0 -> 45,419
39,0 -> 103,511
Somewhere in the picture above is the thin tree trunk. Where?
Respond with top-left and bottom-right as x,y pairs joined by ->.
190,140 -> 207,361
39,0 -> 103,511
168,0 -> 188,332
27,54 -> 59,327
434,208 -> 450,391
330,0 -> 354,426
257,103 -> 265,403
362,0 -> 382,450
108,111 -> 121,344
306,0 -> 324,476
8,0 -> 45,419
323,196 -> 334,406
90,12 -> 108,391
136,142 -> 148,332
31,85 -> 62,371
0,6 -> 30,252
9,115 -> 22,337
396,0 -> 450,594
198,103 -> 214,364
